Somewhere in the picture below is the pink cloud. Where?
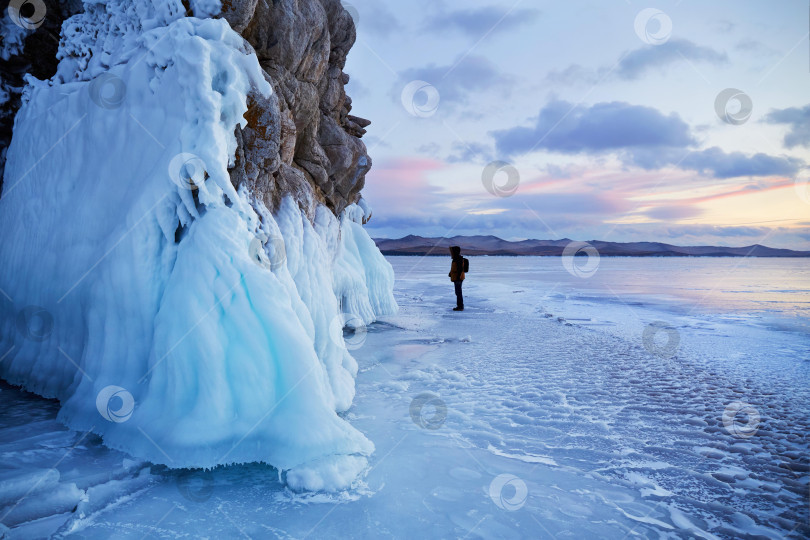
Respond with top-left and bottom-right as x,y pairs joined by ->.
362,157 -> 447,215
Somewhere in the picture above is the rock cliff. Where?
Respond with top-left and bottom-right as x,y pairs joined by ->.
228,0 -> 372,217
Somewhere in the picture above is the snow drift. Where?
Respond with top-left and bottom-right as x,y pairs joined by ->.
0,0 -> 396,491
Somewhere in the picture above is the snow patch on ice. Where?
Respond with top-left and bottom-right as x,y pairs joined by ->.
285,455 -> 369,493
486,444 -> 557,466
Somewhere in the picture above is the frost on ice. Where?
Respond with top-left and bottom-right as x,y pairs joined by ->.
0,1 -> 396,491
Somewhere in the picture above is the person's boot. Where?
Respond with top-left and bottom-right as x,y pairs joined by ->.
453,306 -> 464,311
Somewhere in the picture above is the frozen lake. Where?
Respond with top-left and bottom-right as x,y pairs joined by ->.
1,256 -> 808,538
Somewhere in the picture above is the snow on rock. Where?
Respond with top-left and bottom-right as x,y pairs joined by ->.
0,15 -> 28,61
0,0 -> 395,491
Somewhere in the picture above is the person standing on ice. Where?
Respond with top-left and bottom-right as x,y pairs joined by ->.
448,246 -> 466,311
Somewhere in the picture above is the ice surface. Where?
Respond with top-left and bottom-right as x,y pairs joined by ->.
1,256 -> 807,538
0,0 -> 395,490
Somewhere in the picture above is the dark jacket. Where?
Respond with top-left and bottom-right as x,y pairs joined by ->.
448,246 -> 465,282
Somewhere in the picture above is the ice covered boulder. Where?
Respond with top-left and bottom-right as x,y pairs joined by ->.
0,0 -> 395,491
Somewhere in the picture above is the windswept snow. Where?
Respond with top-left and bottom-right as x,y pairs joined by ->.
0,0 -> 395,490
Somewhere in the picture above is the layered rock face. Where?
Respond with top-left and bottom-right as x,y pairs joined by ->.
223,0 -> 371,217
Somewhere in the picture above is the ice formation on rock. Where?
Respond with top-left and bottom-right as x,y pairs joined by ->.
0,0 -> 395,490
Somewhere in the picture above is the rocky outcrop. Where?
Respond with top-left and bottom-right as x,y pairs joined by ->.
222,0 -> 372,217
0,0 -> 371,218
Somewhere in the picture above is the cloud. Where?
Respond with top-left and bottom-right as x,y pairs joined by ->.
367,216 -> 809,251
545,39 -> 727,85
491,100 -> 694,157
346,76 -> 370,100
687,151 -> 802,179
493,191 -> 632,217
764,105 -> 810,148
544,64 -> 600,86
364,134 -> 392,149
492,100 -> 804,178
644,205 -> 704,221
362,157 -> 446,217
446,141 -> 492,164
396,55 -> 509,107
735,38 -> 779,58
632,147 -> 804,178
424,6 -> 540,38
711,20 -> 736,34
661,224 -> 777,240
682,150 -> 803,178
542,164 -> 577,179
354,2 -> 403,37
415,142 -> 441,156
364,196 -> 622,239
616,39 -> 727,80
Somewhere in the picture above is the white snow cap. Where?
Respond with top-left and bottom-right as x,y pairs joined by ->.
0,0 -> 396,491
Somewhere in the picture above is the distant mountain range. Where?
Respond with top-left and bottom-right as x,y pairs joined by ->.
374,235 -> 810,257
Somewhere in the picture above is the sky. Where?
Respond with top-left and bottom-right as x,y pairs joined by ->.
342,0 -> 810,249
